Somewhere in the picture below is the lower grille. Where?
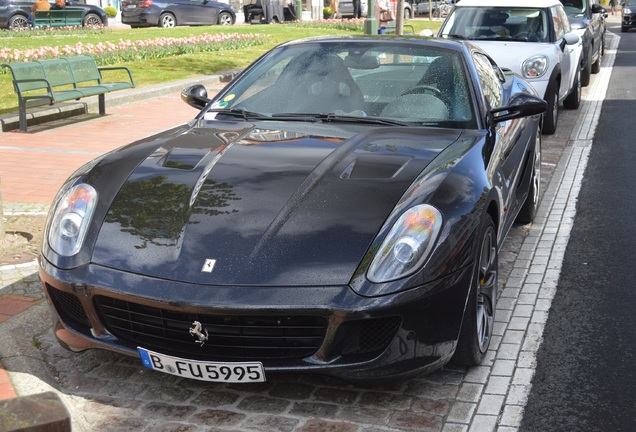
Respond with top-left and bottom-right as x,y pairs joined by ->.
46,284 -> 91,330
94,296 -> 328,360
334,316 -> 402,361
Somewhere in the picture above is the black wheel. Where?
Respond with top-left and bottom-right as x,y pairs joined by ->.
564,68 -> 581,110
83,13 -> 102,27
622,26 -> 628,33
581,47 -> 591,87
452,215 -> 497,366
218,11 -> 234,25
591,42 -> 602,74
8,14 -> 29,29
542,83 -> 558,135
516,129 -> 541,224
159,12 -> 176,28
404,8 -> 412,19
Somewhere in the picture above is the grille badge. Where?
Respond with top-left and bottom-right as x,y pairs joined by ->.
189,321 -> 209,347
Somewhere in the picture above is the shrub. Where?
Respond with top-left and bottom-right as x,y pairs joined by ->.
104,6 -> 118,17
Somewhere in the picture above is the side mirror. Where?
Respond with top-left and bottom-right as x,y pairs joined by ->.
489,93 -> 547,124
591,4 -> 606,14
181,84 -> 210,110
564,32 -> 580,45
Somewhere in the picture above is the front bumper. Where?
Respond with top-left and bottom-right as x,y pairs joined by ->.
623,12 -> 636,29
40,258 -> 474,383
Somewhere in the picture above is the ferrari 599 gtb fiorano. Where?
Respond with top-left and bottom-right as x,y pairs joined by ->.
40,37 -> 546,384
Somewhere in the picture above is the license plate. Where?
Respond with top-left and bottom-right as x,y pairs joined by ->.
137,347 -> 266,383
125,4 -> 136,9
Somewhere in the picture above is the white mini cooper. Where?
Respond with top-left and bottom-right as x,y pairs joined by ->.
437,0 -> 583,134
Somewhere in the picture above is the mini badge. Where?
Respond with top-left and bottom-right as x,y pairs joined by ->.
202,259 -> 216,273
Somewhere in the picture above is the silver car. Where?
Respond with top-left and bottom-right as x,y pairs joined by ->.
437,0 -> 582,135
337,0 -> 412,19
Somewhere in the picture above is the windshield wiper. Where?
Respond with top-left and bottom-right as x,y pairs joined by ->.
271,113 -> 410,126
207,108 -> 269,120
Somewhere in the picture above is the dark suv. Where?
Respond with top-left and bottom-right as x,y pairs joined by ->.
622,0 -> 636,32
0,0 -> 108,29
560,0 -> 607,87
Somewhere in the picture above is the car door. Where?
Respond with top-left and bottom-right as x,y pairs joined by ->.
472,51 -> 528,233
175,0 -> 217,25
551,5 -> 580,101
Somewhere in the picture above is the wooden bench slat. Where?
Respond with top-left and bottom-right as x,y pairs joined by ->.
34,9 -> 84,28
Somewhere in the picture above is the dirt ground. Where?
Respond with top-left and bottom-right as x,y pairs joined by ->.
0,214 -> 46,266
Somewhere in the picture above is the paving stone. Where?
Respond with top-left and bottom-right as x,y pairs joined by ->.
388,410 -> 443,432
241,414 -> 300,432
297,418 -> 358,432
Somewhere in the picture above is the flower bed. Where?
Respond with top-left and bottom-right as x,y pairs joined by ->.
0,32 -> 269,71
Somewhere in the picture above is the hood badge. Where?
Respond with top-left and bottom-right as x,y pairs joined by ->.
189,321 -> 209,347
202,259 -> 216,273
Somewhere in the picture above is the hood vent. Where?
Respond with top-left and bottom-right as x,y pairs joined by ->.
340,155 -> 411,179
161,147 -> 211,170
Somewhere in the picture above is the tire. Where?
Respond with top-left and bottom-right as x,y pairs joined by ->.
542,83 -> 558,135
8,14 -> 29,30
591,42 -> 603,74
516,129 -> 541,224
622,26 -> 628,33
218,11 -> 233,25
564,68 -> 581,110
404,8 -> 412,19
83,13 -> 102,27
452,215 -> 497,367
581,47 -> 591,87
159,13 -> 176,28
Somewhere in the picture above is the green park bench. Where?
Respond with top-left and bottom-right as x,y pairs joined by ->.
1,55 -> 135,132
384,21 -> 415,35
33,9 -> 84,27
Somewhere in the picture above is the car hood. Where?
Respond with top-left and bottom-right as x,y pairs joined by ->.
466,40 -> 560,76
91,121 -> 461,286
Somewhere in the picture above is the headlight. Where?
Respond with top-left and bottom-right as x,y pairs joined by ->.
368,204 -> 443,283
522,55 -> 549,79
48,183 -> 97,257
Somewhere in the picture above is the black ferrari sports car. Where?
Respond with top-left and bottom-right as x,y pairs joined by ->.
40,37 -> 546,384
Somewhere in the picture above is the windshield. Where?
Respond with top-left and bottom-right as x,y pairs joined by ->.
559,0 -> 586,16
206,41 -> 477,129
440,7 -> 550,42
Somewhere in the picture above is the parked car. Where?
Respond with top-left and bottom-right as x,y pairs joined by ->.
415,0 -> 455,17
0,0 -> 108,29
437,0 -> 583,135
337,0 -> 412,19
40,36 -> 547,384
622,0 -> 636,32
121,0 -> 235,28
560,0 -> 606,86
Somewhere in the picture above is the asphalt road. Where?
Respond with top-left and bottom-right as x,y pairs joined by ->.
520,23 -> 636,432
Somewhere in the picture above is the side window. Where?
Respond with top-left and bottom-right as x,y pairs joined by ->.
472,52 -> 503,108
551,6 -> 568,39
556,6 -> 571,33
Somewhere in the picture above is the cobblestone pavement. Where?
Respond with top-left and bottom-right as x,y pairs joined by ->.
0,32 -> 618,432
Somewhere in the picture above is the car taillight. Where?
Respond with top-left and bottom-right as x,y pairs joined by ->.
138,0 -> 153,6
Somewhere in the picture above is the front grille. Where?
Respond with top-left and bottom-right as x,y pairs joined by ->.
46,284 -> 91,330
94,296 -> 328,360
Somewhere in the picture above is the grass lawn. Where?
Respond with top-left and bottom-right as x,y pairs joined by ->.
0,19 -> 441,115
